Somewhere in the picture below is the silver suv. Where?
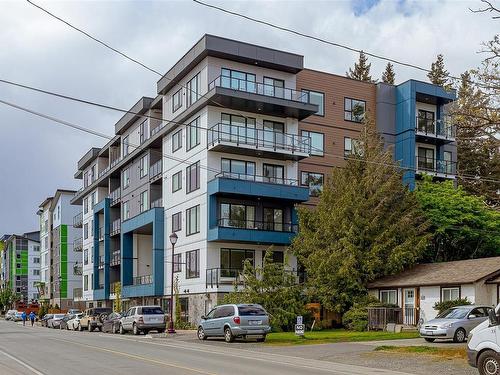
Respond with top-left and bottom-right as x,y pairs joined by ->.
119,306 -> 166,335
197,304 -> 271,343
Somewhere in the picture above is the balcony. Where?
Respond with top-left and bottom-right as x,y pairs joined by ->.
208,123 -> 311,161
98,255 -> 105,270
110,250 -> 121,267
73,237 -> 83,252
416,156 -> 457,178
73,264 -> 83,275
206,267 -> 306,289
73,212 -> 83,228
98,226 -> 104,241
151,198 -> 163,208
108,188 -> 121,206
73,287 -> 83,299
133,274 -> 152,286
208,75 -> 318,120
149,160 -> 162,183
110,219 -> 121,237
415,117 -> 456,143
109,282 -> 121,300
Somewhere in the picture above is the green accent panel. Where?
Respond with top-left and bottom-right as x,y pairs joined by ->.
20,251 -> 28,275
60,225 -> 68,298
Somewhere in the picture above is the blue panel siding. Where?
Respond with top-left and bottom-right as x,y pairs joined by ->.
121,207 -> 164,298
93,288 -> 105,301
207,178 -> 309,202
208,227 -> 296,245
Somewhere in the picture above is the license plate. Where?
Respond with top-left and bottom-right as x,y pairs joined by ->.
249,320 -> 262,325
425,331 -> 433,335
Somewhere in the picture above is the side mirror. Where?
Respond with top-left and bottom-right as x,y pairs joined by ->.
488,309 -> 498,326
201,315 -> 207,320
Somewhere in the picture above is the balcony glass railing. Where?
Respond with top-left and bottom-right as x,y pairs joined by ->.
150,160 -> 162,180
209,75 -> 312,104
110,219 -> 121,236
206,267 -> 306,288
133,274 -> 152,285
208,123 -> 311,155
73,237 -> 83,252
110,250 -> 121,266
416,117 -> 456,139
151,198 -> 163,208
217,218 -> 297,233
213,171 -> 299,186
98,255 -> 105,269
73,212 -> 83,228
416,156 -> 457,175
108,188 -> 121,203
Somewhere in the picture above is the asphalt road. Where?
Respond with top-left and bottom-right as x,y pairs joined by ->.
0,319 -> 416,375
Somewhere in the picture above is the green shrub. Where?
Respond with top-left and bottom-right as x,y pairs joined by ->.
342,306 -> 368,331
433,298 -> 471,314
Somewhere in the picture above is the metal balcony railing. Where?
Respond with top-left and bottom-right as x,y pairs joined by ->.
73,212 -> 83,228
133,274 -> 152,286
206,267 -> 306,288
416,117 -> 456,139
73,265 -> 83,275
217,218 -> 298,233
98,226 -> 104,241
110,250 -> 121,267
416,156 -> 457,175
73,237 -> 83,252
209,75 -> 313,104
108,188 -> 121,205
151,198 -> 163,208
213,171 -> 299,186
110,219 -> 121,236
208,123 -> 311,155
98,166 -> 110,179
98,255 -> 105,270
150,159 -> 162,180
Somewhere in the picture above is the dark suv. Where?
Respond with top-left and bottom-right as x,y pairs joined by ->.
79,307 -> 112,332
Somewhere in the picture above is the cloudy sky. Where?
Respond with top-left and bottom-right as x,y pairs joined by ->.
0,0 -> 497,234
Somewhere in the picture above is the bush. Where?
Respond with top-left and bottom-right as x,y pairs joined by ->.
342,306 -> 368,331
433,298 -> 471,314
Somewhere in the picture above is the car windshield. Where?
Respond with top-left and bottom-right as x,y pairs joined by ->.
92,308 -> 111,316
436,308 -> 470,319
54,314 -> 65,319
238,306 -> 267,316
142,307 -> 164,315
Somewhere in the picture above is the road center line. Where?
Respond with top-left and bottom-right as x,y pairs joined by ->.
0,348 -> 46,375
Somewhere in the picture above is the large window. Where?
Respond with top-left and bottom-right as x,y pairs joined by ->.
380,290 -> 397,305
173,253 -> 182,273
123,201 -> 130,220
220,249 -> 255,277
301,131 -> 324,156
186,250 -> 200,278
220,113 -> 256,144
187,73 -> 200,106
301,172 -> 324,197
221,158 -> 255,180
84,198 -> 89,214
221,68 -> 256,93
172,89 -> 182,113
442,287 -> 460,302
139,155 -> 148,178
172,129 -> 182,152
302,89 -> 324,116
139,190 -> 148,213
84,223 -> 89,240
186,161 -> 200,193
123,135 -> 130,156
263,76 -> 285,98
263,208 -> 284,231
172,212 -> 182,232
172,171 -> 182,192
187,117 -> 200,151
220,203 -> 255,229
443,151 -> 453,174
140,120 -> 149,144
123,167 -> 130,189
344,98 -> 366,122
263,163 -> 284,184
84,249 -> 89,265
418,147 -> 435,170
344,137 -> 362,158
84,275 -> 88,291
186,205 -> 200,236
417,109 -> 435,133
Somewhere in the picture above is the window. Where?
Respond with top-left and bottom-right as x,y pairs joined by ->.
172,212 -> 182,232
263,164 -> 284,184
90,164 -> 96,183
84,198 -> 89,214
84,223 -> 89,240
90,219 -> 94,237
221,249 -> 255,277
84,249 -> 89,265
221,158 -> 255,180
221,68 -> 256,93
123,167 -> 130,189
172,171 -> 182,192
123,135 -> 130,156
302,89 -> 324,116
263,76 -> 285,98
263,120 -> 285,148
123,201 -> 130,220
140,120 -> 149,144
187,117 -> 200,151
418,147 -> 435,170
263,208 -> 284,231
301,131 -> 324,156
220,113 -> 256,145
173,253 -> 182,273
344,137 -> 362,158
172,89 -> 182,113
139,190 -> 148,213
344,98 -> 366,122
33,257 -> 40,264
16,253 -> 21,259
83,171 -> 89,188
91,191 -> 96,209
33,245 -> 40,252
270,251 -> 284,264
417,109 -> 435,133
84,275 -> 88,291
443,151 -> 453,174
172,129 -> 182,152
186,73 -> 200,106
186,205 -> 200,236
442,287 -> 460,302
186,250 -> 200,278
301,172 -> 324,197
139,155 -> 148,178
220,203 -> 255,229
186,161 -> 200,193
380,290 -> 397,305
33,269 -> 40,276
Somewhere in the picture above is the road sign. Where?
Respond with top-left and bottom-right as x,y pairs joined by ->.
295,324 -> 305,336
296,315 -> 303,325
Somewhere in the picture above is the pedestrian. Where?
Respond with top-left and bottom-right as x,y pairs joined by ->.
29,311 -> 36,327
21,311 -> 27,326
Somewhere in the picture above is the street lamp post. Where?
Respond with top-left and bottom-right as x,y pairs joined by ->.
58,275 -> 62,313
168,232 -> 178,334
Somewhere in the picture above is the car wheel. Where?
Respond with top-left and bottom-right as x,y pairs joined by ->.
224,327 -> 234,343
89,325 -> 94,332
119,324 -> 125,335
424,338 -> 435,343
78,323 -> 83,332
113,324 -> 119,334
478,350 -> 500,375
133,323 -> 139,335
197,326 -> 207,340
98,326 -> 102,332
453,328 -> 466,343
256,335 -> 266,343
157,329 -> 165,334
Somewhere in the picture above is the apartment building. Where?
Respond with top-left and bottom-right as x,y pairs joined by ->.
0,232 -> 40,302
70,34 -> 457,322
37,190 -> 83,309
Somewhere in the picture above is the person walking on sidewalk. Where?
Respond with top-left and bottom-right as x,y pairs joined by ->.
29,311 -> 36,327
21,311 -> 27,326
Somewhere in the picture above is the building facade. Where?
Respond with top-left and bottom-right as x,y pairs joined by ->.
71,34 -> 457,322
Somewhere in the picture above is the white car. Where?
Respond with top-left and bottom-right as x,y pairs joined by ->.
5,310 -> 18,321
67,313 -> 83,330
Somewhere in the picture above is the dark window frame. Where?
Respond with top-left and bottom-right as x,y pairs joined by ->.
301,89 -> 325,116
344,97 -> 367,123
186,161 -> 200,194
186,205 -> 200,236
301,130 -> 324,156
172,171 -> 182,193
187,117 -> 200,151
300,171 -> 324,197
172,212 -> 182,233
172,129 -> 182,153
186,249 -> 200,279
172,89 -> 182,113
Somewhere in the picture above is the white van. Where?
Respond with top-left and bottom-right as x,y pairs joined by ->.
467,303 -> 500,375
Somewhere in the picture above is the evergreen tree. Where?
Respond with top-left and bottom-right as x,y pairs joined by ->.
347,51 -> 375,82
427,54 -> 450,87
381,62 -> 396,84
292,119 -> 429,313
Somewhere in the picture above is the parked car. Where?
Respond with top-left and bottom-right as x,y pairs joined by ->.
79,307 -> 112,332
102,312 -> 124,334
197,304 -> 271,343
5,310 -> 18,321
67,313 -> 83,330
47,314 -> 66,328
40,314 -> 53,327
59,314 -> 74,330
119,306 -> 166,335
12,311 -> 23,322
67,309 -> 82,315
420,305 -> 492,343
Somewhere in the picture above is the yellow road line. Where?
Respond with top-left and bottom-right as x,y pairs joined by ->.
50,337 -> 216,375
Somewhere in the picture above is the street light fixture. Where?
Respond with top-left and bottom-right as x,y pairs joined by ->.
168,232 -> 178,334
